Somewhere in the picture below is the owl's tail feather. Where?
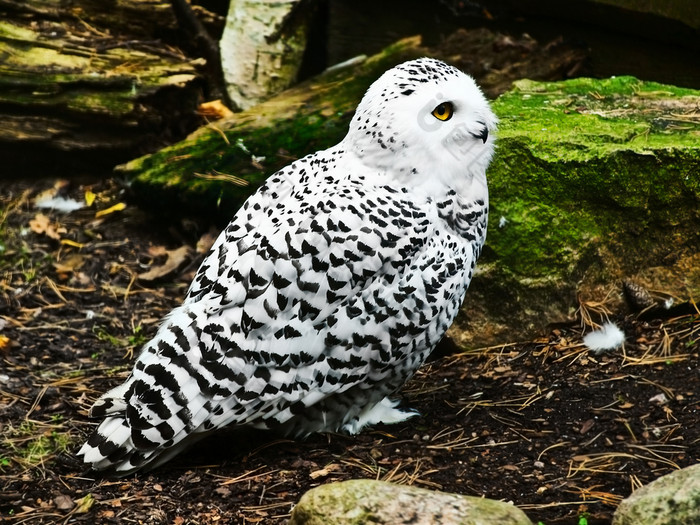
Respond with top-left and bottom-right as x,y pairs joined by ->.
79,375 -> 213,477
80,418 -> 202,477
79,382 -> 154,476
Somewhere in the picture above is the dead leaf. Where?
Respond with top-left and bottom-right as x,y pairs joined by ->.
53,254 -> 86,276
29,213 -> 50,235
71,271 -> 93,287
54,494 -> 75,511
147,245 -> 169,257
309,463 -> 342,479
74,494 -> 95,514
196,229 -> 218,254
84,189 -> 97,207
95,202 -> 126,218
579,419 -> 595,434
198,99 -> 234,120
33,180 -> 69,205
649,393 -> 669,404
29,213 -> 65,240
138,246 -> 192,282
60,238 -> 85,249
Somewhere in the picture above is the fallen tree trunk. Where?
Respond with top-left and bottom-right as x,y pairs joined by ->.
118,29 -> 588,221
0,0 -> 213,176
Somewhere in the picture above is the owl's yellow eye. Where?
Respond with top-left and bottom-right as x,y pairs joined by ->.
431,102 -> 454,121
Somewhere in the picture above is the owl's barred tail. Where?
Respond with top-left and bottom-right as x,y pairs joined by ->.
78,381 -> 163,476
79,305 -> 227,476
79,383 -> 208,476
79,383 -> 150,475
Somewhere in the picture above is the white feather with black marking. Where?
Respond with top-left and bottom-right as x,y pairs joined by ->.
79,58 -> 497,475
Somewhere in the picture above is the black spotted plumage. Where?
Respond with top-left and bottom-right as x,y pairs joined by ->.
79,57 -> 497,476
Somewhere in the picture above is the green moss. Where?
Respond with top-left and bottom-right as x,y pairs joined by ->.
486,76 -> 700,282
123,60 -> 699,312
496,77 -> 700,154
21,431 -> 72,464
2,420 -> 74,468
0,19 -> 197,119
489,198 -> 600,277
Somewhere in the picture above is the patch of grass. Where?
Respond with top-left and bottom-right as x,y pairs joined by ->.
93,323 -> 149,360
1,419 -> 75,471
22,430 -> 71,464
93,326 -> 121,347
128,323 -> 148,348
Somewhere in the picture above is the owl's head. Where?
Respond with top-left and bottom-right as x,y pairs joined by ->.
346,58 -> 497,199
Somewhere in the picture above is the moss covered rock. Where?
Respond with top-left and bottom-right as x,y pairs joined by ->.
451,76 -> 700,347
288,479 -> 533,525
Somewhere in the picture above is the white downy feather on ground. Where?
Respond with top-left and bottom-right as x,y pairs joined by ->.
34,195 -> 84,212
583,322 -> 625,353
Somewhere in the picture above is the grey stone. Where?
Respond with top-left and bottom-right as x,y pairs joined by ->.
288,479 -> 533,525
613,464 -> 700,525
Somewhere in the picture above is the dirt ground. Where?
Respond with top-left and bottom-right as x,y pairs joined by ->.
1,178 -> 698,525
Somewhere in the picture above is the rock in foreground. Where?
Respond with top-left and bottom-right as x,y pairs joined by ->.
288,479 -> 533,525
612,464 -> 700,525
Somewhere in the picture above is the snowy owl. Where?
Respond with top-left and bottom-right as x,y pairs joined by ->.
79,57 -> 497,475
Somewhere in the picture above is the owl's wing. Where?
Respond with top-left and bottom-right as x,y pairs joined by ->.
80,167 -> 472,474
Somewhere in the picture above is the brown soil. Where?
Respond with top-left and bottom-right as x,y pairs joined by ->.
1,180 -> 698,525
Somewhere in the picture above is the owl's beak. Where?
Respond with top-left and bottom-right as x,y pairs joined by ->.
471,127 -> 489,144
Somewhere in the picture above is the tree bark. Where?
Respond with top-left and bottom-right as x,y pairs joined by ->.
170,0 -> 231,106
220,0 -> 319,110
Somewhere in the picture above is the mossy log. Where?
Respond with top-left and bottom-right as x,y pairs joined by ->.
118,29 -> 587,219
119,37 -> 428,218
0,0 -> 207,176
